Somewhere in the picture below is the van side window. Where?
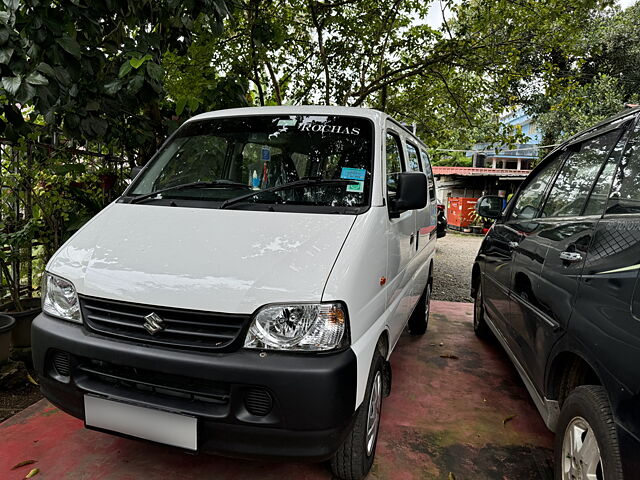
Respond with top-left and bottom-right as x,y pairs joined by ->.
405,143 -> 421,171
511,153 -> 564,220
542,130 -> 621,218
608,120 -> 640,214
386,132 -> 405,197
420,150 -> 436,202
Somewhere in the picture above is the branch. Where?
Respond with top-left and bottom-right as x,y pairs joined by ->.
308,0 -> 331,105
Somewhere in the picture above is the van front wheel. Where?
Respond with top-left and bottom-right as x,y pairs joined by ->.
330,349 -> 385,480
408,282 -> 431,335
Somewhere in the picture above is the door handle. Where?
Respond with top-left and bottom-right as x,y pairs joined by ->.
409,233 -> 415,245
559,251 -> 583,263
508,241 -> 519,250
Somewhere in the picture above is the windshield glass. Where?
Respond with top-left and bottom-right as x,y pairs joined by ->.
129,115 -> 373,211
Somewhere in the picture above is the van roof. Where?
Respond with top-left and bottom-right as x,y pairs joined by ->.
189,105 -> 386,123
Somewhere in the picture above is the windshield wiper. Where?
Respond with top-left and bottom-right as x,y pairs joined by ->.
219,178 -> 359,209
129,180 -> 251,204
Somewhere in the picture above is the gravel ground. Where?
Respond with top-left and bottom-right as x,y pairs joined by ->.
433,232 -> 484,303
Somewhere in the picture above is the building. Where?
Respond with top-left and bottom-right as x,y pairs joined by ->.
433,166 -> 531,202
471,107 -> 542,171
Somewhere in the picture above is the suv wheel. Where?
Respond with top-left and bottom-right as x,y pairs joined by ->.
555,385 -> 623,480
473,283 -> 492,339
408,281 -> 431,335
331,348 -> 385,480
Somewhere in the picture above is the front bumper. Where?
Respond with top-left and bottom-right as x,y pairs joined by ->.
31,312 -> 357,460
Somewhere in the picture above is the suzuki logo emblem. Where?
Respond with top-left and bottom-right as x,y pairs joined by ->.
143,312 -> 165,335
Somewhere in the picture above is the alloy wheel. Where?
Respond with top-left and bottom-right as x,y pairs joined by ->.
365,370 -> 383,456
561,416 -> 604,480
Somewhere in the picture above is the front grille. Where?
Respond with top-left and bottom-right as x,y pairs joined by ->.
77,359 -> 230,405
244,388 -> 273,416
80,296 -> 249,351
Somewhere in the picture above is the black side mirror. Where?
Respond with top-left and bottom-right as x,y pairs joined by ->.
476,195 -> 503,219
390,172 -> 428,217
130,166 -> 143,180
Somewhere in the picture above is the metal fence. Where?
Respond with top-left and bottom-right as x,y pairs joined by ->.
0,134 -> 129,306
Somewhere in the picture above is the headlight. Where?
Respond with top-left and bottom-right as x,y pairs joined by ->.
42,273 -> 82,324
244,303 -> 348,351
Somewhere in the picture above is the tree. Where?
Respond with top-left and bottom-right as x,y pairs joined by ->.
0,0 -> 229,163
524,3 -> 640,145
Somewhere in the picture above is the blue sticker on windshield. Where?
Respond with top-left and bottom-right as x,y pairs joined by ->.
340,167 -> 366,181
261,147 -> 271,162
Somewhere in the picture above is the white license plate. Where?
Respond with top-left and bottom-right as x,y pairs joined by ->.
84,395 -> 197,450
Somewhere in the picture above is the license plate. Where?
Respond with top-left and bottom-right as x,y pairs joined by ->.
84,395 -> 197,450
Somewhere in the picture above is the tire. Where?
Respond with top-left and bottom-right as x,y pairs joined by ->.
473,283 -> 492,340
554,385 -> 623,480
408,281 -> 431,336
331,348 -> 385,480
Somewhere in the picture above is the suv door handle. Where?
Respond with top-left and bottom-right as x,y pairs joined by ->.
559,251 -> 583,263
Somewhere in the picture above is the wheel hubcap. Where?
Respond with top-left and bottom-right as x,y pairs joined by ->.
366,371 -> 383,456
561,416 -> 604,480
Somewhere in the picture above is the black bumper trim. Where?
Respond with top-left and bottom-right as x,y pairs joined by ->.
32,312 -> 358,460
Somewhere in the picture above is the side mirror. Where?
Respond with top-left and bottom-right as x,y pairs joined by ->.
130,166 -> 143,180
390,172 -> 428,217
476,195 -> 503,219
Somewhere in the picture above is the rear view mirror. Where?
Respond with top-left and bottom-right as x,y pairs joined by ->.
476,195 -> 503,219
390,172 -> 428,217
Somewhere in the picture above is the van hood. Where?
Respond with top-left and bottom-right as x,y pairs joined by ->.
47,203 -> 356,313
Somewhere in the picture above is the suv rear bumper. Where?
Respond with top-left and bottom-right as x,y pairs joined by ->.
31,312 -> 357,461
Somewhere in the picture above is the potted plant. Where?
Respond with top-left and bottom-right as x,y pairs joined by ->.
0,313 -> 16,364
0,219 -> 42,349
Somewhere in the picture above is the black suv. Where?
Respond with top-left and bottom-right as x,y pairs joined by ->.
472,107 -> 640,480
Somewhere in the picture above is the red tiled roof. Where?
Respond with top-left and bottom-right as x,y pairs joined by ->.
432,166 -> 532,177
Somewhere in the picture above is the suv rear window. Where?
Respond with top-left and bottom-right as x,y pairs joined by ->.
608,120 -> 640,214
542,130 -> 620,218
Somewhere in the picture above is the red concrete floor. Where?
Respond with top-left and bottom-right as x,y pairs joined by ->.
1,301 -> 554,480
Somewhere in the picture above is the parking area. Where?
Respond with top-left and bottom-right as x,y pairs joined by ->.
1,301 -> 554,480
432,233 -> 484,303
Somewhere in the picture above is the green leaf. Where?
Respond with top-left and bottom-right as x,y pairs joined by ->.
145,61 -> 164,83
127,74 -> 144,94
54,66 -> 72,86
118,61 -> 132,77
129,54 -> 152,69
175,97 -> 187,116
2,75 -> 21,95
36,62 -> 56,78
0,47 -> 13,64
15,82 -> 35,103
0,26 -> 9,45
86,100 -> 99,111
56,36 -> 81,59
26,71 -> 48,86
0,11 -> 10,24
104,79 -> 122,96
3,0 -> 19,13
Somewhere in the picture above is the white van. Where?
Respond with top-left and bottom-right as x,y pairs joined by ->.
32,106 -> 438,480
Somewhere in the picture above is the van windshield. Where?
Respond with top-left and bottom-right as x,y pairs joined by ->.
128,115 -> 373,213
